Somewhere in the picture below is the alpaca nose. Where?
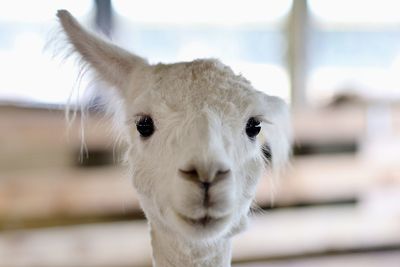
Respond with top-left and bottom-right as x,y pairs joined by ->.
178,162 -> 231,185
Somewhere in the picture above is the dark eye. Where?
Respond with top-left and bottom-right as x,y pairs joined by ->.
136,115 -> 155,138
245,117 -> 261,140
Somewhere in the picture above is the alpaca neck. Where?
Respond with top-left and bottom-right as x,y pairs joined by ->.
150,223 -> 232,267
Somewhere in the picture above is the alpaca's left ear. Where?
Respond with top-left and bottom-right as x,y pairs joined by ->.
262,95 -> 292,170
57,10 -> 149,91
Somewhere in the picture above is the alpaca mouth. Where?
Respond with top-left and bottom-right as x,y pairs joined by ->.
178,213 -> 225,227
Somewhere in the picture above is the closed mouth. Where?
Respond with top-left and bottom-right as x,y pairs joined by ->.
177,212 -> 225,227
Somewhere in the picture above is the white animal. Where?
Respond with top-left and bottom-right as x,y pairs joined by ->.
57,10 -> 291,267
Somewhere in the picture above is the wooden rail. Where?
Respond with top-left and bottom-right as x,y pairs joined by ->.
1,205 -> 399,267
1,105 -> 400,266
1,154 -> 399,229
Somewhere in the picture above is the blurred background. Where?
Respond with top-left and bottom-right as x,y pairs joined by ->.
1,0 -> 400,266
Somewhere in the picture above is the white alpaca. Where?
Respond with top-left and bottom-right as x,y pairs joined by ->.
56,10 -> 291,267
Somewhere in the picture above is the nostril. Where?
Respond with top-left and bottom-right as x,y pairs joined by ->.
214,169 -> 231,184
178,168 -> 199,183
179,168 -> 198,176
217,169 -> 230,175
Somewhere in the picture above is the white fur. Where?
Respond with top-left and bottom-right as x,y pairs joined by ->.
56,10 -> 291,267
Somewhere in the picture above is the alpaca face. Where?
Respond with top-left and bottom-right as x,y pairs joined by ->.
57,10 -> 290,243
124,60 -> 285,240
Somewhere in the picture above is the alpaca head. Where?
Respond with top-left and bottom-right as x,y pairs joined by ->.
57,10 -> 291,242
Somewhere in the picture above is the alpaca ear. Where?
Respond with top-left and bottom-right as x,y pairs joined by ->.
56,9 -> 148,89
262,95 -> 292,170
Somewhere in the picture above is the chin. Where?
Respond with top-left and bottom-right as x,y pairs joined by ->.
171,211 -> 232,241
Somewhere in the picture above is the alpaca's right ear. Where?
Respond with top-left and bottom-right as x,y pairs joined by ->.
56,10 -> 148,90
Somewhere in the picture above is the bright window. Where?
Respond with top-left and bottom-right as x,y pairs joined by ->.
307,0 -> 400,105
112,0 -> 292,102
0,0 -> 93,105
0,0 -> 292,106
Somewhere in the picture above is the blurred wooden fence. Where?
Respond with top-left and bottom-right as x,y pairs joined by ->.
1,105 -> 400,266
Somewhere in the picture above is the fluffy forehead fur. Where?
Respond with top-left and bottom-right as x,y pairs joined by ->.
151,59 -> 253,108
127,59 -> 264,118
